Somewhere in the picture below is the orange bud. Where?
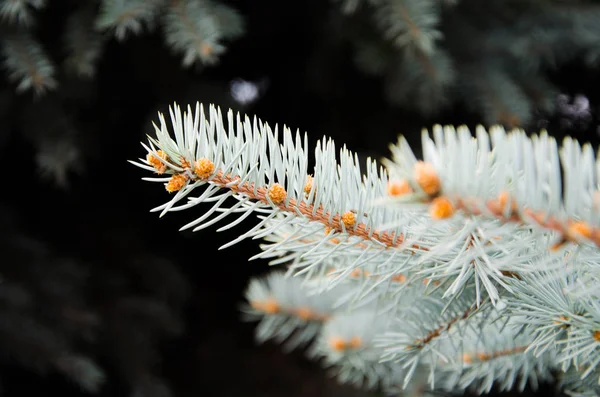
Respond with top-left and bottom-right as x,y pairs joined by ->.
414,161 -> 440,196
341,211 -> 356,228
194,158 -> 215,179
430,196 -> 455,219
147,150 -> 168,174
329,337 -> 347,352
166,174 -> 187,192
295,307 -> 313,320
304,175 -> 313,195
387,179 -> 412,196
349,336 -> 362,349
268,183 -> 287,205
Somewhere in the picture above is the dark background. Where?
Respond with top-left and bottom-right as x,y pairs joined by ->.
1,1 -> 600,397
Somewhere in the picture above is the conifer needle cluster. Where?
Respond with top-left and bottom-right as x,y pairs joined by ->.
131,102 -> 600,396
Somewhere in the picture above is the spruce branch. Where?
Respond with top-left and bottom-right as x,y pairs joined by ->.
371,0 -> 442,55
315,309 -> 406,390
132,102 -> 600,394
384,47 -> 455,115
242,272 -> 342,352
163,0 -> 243,67
383,124 -> 600,249
0,0 -> 45,26
130,103 -> 415,282
63,5 -> 107,78
333,0 -> 600,124
132,103 -> 600,304
1,32 -> 56,94
375,287 -> 479,388
458,67 -> 532,128
435,312 -> 555,394
95,0 -> 166,40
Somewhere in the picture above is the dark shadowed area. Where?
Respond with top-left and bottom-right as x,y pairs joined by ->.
0,1 -> 599,397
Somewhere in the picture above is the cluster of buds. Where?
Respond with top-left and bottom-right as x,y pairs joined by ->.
146,150 -> 216,193
387,160 -> 456,220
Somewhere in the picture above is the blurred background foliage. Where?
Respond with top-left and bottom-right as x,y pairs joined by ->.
0,0 -> 600,396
